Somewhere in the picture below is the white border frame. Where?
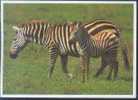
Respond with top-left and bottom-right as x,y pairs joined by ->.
0,0 -> 137,99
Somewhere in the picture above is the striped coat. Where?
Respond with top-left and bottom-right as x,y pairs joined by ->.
9,19 -> 125,80
69,24 -> 130,82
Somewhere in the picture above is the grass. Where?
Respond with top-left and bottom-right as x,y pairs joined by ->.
3,4 -> 133,95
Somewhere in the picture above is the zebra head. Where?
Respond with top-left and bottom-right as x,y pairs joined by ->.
9,26 -> 27,59
69,26 -> 88,44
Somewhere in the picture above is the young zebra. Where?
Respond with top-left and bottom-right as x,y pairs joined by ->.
9,19 -> 127,80
69,25 -> 130,82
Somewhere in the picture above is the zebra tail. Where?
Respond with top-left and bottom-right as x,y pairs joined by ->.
121,42 -> 130,71
118,28 -> 130,71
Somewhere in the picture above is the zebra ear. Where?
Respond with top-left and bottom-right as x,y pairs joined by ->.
12,26 -> 20,31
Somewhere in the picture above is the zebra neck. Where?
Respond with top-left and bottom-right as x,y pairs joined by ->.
79,38 -> 89,55
79,37 -> 96,56
26,31 -> 52,48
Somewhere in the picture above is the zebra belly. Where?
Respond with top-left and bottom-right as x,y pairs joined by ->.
58,42 -> 80,57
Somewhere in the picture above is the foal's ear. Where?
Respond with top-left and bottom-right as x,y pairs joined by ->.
79,25 -> 87,33
12,26 -> 20,31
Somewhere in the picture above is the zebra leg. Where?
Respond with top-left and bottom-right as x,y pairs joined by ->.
107,61 -> 119,80
80,55 -> 88,82
107,55 -> 119,80
60,55 -> 73,79
80,55 -> 86,83
94,57 -> 107,77
86,56 -> 90,80
113,61 -> 119,80
107,65 -> 113,80
47,47 -> 58,79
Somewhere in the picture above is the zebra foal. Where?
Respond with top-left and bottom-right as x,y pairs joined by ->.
69,25 -> 130,82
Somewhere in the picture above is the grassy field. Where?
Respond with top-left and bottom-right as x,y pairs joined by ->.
3,4 -> 133,95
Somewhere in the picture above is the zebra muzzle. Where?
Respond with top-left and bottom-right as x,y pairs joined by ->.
9,49 -> 18,59
10,53 -> 18,59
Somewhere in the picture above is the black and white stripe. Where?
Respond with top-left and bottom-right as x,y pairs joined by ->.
10,20 -> 128,81
69,24 -> 129,82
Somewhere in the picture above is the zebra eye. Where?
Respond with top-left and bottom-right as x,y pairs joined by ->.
11,43 -> 18,49
13,45 -> 18,49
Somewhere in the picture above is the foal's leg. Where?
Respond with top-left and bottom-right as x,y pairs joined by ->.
107,61 -> 119,80
86,57 -> 90,80
94,56 -> 107,77
107,53 -> 119,80
80,55 -> 87,83
113,61 -> 119,80
107,64 -> 113,80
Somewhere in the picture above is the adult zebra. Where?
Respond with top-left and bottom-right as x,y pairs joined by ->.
69,25 -> 130,82
10,20 -> 81,79
9,19 -> 126,80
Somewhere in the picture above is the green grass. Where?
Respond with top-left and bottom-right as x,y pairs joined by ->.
3,4 -> 133,95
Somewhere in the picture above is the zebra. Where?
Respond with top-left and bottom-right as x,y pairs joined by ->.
10,20 -> 81,79
9,19 -> 128,80
69,25 -> 130,82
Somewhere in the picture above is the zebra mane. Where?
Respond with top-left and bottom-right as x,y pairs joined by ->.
48,21 -> 82,31
51,21 -> 78,26
16,20 -> 49,28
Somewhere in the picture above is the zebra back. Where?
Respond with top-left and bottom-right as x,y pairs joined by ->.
14,19 -> 120,56
83,19 -> 120,37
